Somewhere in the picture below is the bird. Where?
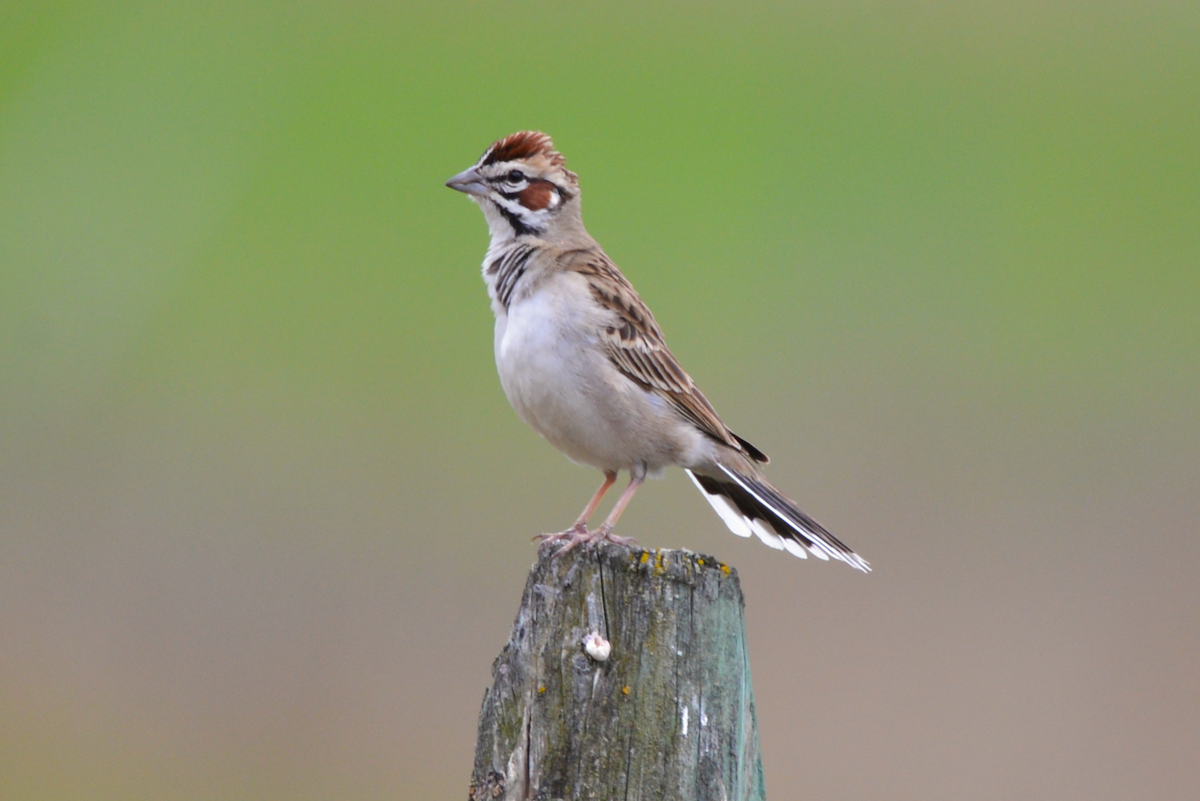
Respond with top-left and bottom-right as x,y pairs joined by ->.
446,131 -> 869,572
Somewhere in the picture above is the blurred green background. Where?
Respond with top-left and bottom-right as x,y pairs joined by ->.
2,1 -> 1197,798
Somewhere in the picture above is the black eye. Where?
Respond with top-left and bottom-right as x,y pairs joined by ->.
507,170 -> 526,183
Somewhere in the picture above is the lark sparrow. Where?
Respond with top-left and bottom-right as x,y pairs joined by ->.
446,132 -> 869,571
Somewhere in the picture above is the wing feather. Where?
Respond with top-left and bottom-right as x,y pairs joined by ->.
564,251 -> 768,463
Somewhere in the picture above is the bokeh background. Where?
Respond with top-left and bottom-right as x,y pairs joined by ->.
2,1 -> 1197,799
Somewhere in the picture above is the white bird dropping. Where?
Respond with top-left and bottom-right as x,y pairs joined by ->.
583,630 -> 611,662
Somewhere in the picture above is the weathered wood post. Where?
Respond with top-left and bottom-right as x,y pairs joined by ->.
469,542 -> 766,801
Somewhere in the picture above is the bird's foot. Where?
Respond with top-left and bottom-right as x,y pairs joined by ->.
534,522 -> 590,556
534,523 -> 637,557
584,524 -> 638,549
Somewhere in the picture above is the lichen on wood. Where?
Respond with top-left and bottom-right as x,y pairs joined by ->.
469,542 -> 766,801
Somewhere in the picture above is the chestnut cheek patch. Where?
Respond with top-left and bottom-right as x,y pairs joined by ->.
518,180 -> 557,211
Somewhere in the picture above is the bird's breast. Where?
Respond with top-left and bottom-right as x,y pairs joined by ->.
494,284 -> 597,431
490,275 -> 702,473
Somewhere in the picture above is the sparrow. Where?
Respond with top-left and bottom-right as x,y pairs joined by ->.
446,131 -> 869,571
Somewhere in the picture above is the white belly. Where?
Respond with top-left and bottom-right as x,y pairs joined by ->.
492,275 -> 689,472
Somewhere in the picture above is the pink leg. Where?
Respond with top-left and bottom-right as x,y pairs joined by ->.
580,474 -> 644,548
536,471 -> 617,553
574,471 -> 618,527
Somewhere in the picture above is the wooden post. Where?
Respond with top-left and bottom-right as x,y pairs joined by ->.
468,542 -> 767,801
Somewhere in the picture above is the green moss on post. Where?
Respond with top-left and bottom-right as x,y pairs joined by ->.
469,542 -> 767,801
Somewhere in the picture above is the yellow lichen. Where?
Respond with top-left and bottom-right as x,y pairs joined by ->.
538,685 -> 546,694
622,685 -> 631,695
640,551 -> 650,564
721,564 -> 730,575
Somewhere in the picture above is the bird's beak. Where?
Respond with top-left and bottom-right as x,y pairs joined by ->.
445,167 -> 489,197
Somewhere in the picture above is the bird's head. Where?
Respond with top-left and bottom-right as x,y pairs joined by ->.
446,131 -> 582,241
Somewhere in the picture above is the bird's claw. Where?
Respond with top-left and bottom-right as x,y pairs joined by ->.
535,523 -> 637,556
534,522 -> 589,555
590,524 -> 638,547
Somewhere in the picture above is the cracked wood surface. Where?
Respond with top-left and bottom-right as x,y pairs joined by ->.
469,543 -> 766,801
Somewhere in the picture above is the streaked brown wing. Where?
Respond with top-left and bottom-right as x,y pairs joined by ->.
565,252 -> 766,462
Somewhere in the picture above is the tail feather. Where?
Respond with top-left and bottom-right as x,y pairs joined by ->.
686,466 -> 870,573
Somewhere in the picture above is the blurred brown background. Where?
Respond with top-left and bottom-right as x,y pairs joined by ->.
1,1 -> 1197,799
